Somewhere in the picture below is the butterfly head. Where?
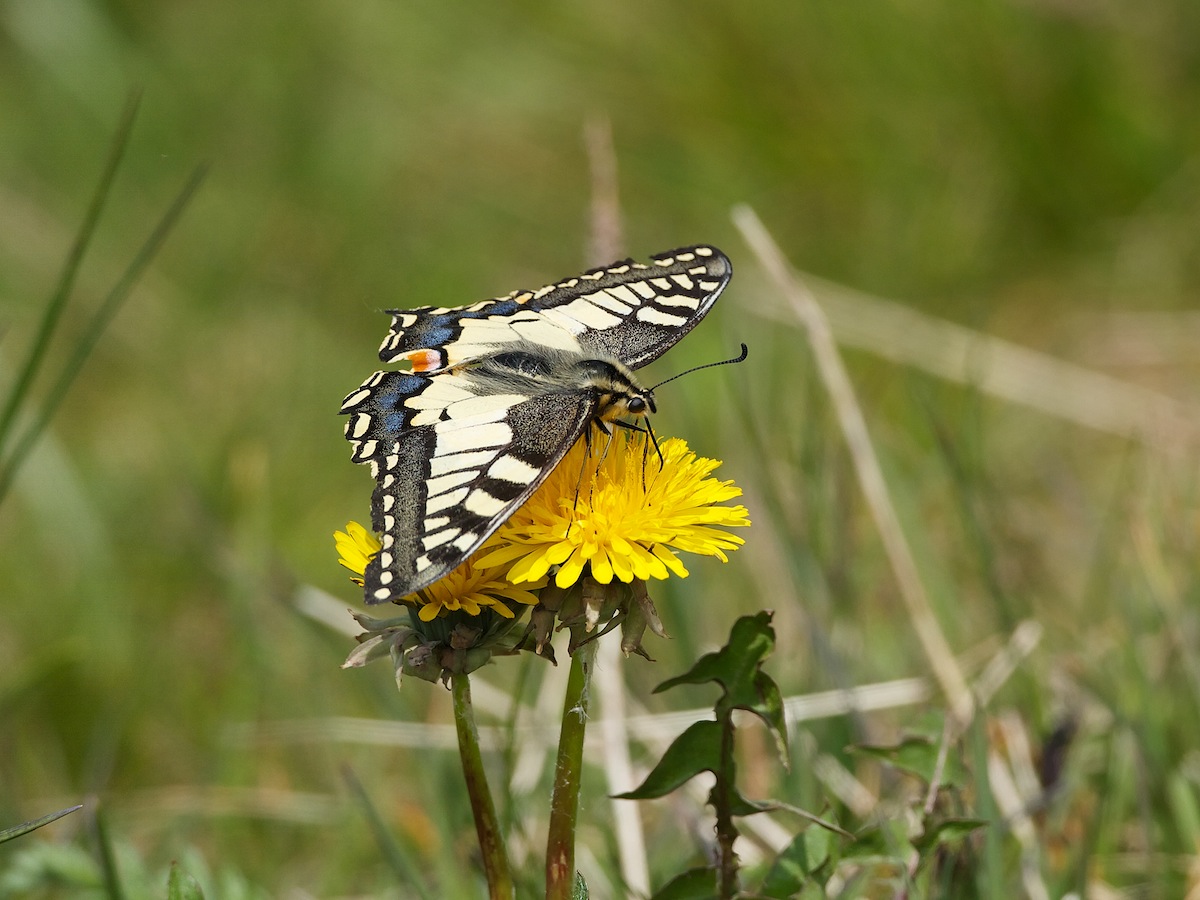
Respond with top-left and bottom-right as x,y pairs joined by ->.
574,358 -> 656,423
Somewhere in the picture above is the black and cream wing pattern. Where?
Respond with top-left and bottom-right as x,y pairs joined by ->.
340,245 -> 732,604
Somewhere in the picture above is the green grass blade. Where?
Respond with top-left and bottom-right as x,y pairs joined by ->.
341,764 -> 437,900
0,804 -> 83,843
0,163 -> 207,507
89,806 -> 127,900
0,90 -> 140,459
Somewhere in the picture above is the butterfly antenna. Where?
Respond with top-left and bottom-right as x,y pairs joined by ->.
648,343 -> 748,392
645,417 -> 663,466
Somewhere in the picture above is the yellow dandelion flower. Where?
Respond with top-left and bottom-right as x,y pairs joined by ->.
335,521 -> 380,584
333,521 -> 541,621
406,561 -> 542,622
476,433 -> 749,590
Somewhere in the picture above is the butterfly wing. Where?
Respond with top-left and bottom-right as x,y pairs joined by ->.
341,368 -> 594,602
377,245 -> 731,371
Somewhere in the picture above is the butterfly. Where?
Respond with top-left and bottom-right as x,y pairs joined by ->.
340,245 -> 732,605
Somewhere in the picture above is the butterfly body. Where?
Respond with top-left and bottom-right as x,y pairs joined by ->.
341,245 -> 731,604
462,345 -> 653,414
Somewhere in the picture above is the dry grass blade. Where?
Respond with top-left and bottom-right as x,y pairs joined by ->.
582,114 -> 650,899
583,115 -> 622,268
734,207 -> 1057,897
748,258 -> 1200,450
986,752 -> 1051,900
733,204 -> 975,727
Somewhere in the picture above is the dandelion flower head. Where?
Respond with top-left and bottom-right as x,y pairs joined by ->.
477,433 -> 749,589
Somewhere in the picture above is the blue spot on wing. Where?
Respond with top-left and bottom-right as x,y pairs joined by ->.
460,299 -> 520,319
421,326 -> 455,346
383,374 -> 427,399
371,373 -> 428,433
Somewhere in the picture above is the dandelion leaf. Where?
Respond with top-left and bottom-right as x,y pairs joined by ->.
653,611 -> 787,761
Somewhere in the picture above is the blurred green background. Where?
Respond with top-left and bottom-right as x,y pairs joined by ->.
3,1 -> 1200,896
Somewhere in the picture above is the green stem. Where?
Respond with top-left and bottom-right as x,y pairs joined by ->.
451,673 -> 514,900
546,638 -> 597,899
714,717 -> 740,898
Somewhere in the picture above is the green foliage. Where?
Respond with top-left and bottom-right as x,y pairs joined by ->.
654,611 -> 789,758
0,96 -> 203,508
165,864 -> 204,900
0,841 -> 265,900
624,614 -> 786,784
621,719 -> 729,802
760,827 -> 835,897
621,614 -> 790,821
0,843 -> 103,897
619,643 -> 995,899
649,867 -> 723,900
622,613 -> 848,898
852,735 -> 969,789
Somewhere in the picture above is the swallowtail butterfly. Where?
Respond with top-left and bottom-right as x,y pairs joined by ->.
340,245 -> 732,605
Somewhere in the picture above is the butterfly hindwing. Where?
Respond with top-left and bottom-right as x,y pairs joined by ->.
342,368 -> 595,602
377,245 -> 731,371
342,245 -> 732,605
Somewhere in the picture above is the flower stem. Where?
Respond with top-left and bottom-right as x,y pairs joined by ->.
713,717 -> 740,897
451,673 -> 514,900
546,638 -> 597,899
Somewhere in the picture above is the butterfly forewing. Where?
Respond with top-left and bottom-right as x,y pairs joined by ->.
342,245 -> 732,605
377,245 -> 730,371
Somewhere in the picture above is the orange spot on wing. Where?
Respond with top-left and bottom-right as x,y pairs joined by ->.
405,349 -> 443,372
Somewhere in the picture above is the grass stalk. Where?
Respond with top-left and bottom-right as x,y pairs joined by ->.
89,804 -> 127,900
0,163 -> 206,507
342,764 -> 437,899
0,91 -> 139,461
595,633 -> 650,896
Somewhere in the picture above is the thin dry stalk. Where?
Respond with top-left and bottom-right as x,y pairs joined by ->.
595,635 -> 651,897
584,115 -> 623,268
735,207 -> 1056,897
973,620 -> 1043,706
745,254 -> 1200,450
986,751 -> 1051,900
582,114 -> 650,898
732,204 -> 975,727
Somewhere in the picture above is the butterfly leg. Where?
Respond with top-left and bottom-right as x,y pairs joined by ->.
611,417 -> 663,490
567,427 -> 598,539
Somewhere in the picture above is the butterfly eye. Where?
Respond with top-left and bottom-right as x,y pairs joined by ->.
627,397 -> 647,414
